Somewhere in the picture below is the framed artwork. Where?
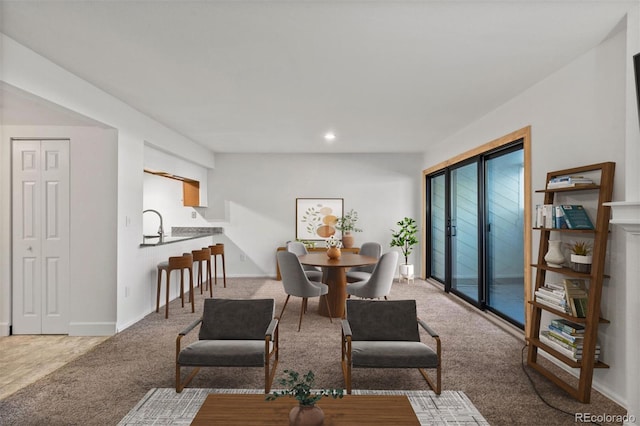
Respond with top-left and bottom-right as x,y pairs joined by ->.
296,198 -> 344,241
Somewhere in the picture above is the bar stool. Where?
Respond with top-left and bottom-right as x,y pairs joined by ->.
192,247 -> 212,297
156,253 -> 194,319
209,243 -> 227,288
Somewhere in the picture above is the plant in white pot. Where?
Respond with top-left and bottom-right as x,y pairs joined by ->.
567,240 -> 592,273
390,217 -> 419,281
266,369 -> 343,426
336,209 -> 362,249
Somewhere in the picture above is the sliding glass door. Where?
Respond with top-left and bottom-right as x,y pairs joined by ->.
450,161 -> 479,304
425,142 -> 524,327
485,148 -> 524,324
429,173 -> 446,282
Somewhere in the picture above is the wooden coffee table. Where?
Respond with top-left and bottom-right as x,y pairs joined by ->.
191,393 -> 420,425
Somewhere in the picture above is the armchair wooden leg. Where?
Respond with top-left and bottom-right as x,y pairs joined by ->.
419,368 -> 441,395
176,364 -> 200,393
341,335 -> 352,394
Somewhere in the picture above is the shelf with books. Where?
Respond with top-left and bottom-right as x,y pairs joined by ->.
533,227 -> 595,233
535,184 -> 600,193
527,337 -> 610,369
527,301 -> 610,324
527,161 -> 615,403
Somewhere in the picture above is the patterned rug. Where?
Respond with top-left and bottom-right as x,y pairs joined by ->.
118,388 -> 489,425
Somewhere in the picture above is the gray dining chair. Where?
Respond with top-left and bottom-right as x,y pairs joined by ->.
277,250 -> 333,331
286,241 -> 323,282
346,251 -> 398,300
341,299 -> 441,394
346,242 -> 382,282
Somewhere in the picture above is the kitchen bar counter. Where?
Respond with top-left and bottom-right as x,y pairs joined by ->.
140,227 -> 223,247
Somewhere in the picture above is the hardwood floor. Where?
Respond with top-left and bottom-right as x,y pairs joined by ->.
0,335 -> 109,400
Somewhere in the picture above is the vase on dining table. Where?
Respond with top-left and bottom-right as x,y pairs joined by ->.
327,247 -> 341,260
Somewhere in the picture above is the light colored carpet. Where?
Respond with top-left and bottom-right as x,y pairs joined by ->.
118,388 -> 489,425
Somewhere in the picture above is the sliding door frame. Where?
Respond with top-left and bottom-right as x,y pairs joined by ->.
422,126 -> 532,332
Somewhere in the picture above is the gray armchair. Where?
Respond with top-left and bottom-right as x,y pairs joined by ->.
175,298 -> 279,393
346,242 -> 382,282
346,251 -> 398,300
277,250 -> 332,331
341,299 -> 441,394
286,241 -> 322,282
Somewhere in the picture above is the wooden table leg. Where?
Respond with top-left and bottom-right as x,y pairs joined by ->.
318,267 -> 346,318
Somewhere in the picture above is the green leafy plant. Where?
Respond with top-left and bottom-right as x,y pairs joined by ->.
567,240 -> 592,256
266,370 -> 343,406
335,209 -> 362,233
390,217 -> 419,265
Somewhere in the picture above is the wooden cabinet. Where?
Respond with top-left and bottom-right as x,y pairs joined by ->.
526,162 -> 615,403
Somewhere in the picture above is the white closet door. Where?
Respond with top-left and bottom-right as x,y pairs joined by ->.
12,139 -> 70,334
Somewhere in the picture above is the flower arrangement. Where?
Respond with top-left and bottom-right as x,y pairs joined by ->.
336,209 -> 362,233
325,235 -> 342,249
266,370 -> 343,407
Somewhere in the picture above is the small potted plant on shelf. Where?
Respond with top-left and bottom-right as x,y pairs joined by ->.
390,217 -> 419,281
336,209 -> 362,248
266,369 -> 343,426
567,240 -> 592,273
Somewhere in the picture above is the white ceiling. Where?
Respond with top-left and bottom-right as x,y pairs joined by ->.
0,1 -> 637,153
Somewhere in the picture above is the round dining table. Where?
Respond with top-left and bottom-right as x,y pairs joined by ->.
298,252 -> 378,318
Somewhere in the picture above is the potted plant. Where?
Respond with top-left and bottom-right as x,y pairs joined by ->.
567,240 -> 592,273
266,369 -> 343,426
336,209 -> 362,248
390,217 -> 419,281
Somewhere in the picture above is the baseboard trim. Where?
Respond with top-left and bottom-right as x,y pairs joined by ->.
0,322 -> 9,336
68,322 -> 116,336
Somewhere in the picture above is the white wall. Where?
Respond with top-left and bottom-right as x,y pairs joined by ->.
1,33 -> 216,335
204,153 -> 424,277
0,125 -> 118,335
423,23 -> 629,407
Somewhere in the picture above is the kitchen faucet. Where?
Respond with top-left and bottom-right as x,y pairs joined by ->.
143,209 -> 165,242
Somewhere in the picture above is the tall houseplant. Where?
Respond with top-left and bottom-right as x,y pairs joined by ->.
336,209 -> 362,248
390,217 -> 419,280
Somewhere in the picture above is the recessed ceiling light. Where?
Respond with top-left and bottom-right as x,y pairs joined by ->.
324,131 -> 337,142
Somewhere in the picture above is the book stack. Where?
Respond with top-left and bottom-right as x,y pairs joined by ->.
534,282 -> 569,313
563,278 -> 589,318
539,319 -> 600,361
533,204 -> 594,229
559,205 -> 595,230
534,204 -> 555,228
547,175 -> 593,189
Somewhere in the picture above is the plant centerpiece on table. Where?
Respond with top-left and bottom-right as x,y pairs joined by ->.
266,369 -> 343,426
567,240 -> 592,273
336,209 -> 362,248
390,217 -> 419,280
325,235 -> 342,260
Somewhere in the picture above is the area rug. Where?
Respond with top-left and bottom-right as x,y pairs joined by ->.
118,388 -> 489,425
